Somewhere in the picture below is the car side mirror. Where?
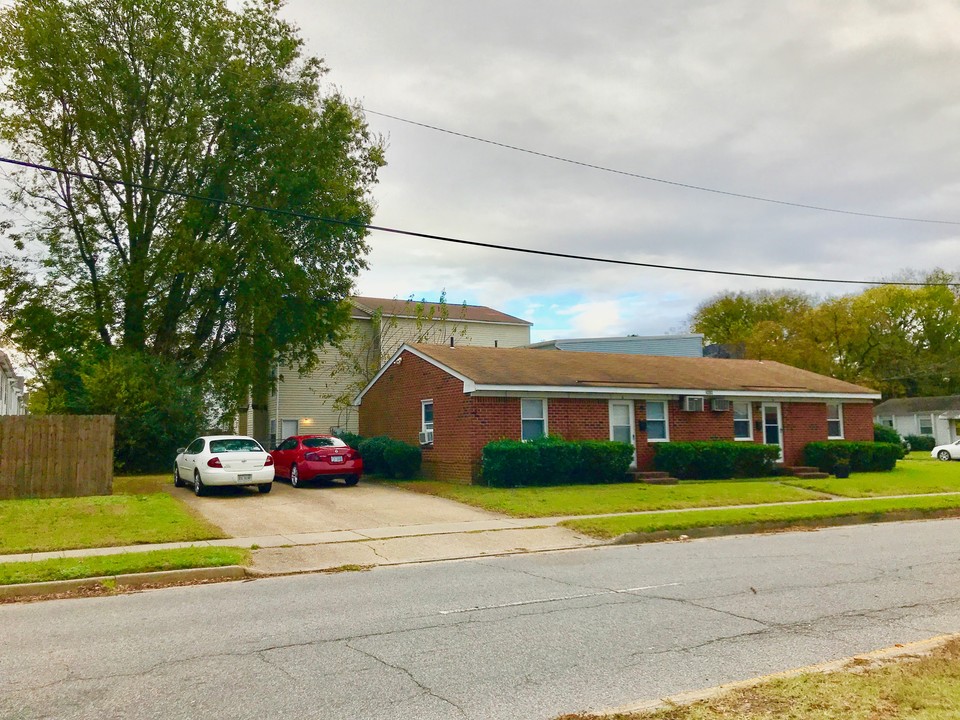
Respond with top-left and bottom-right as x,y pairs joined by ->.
176,447 -> 186,454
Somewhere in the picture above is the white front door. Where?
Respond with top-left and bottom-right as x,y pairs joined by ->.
609,400 -> 637,468
761,403 -> 783,461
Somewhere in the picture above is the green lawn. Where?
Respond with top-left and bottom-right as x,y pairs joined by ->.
0,493 -> 227,555
394,480 -> 829,517
559,638 -> 960,720
0,546 -> 249,586
784,455 -> 960,498
562,494 -> 960,539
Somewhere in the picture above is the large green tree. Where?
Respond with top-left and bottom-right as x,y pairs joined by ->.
0,0 -> 384,454
690,271 -> 960,397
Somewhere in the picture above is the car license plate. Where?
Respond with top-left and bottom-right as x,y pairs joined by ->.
330,456 -> 344,463
238,473 -> 252,480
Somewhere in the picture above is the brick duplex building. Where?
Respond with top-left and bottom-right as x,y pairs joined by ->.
355,343 -> 880,483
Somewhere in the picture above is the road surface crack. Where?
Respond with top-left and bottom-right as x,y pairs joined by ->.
345,642 -> 468,718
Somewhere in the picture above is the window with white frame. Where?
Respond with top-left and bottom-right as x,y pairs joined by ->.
827,403 -> 844,439
521,398 -> 547,441
645,400 -> 668,441
733,401 -> 752,440
877,416 -> 894,428
421,400 -> 434,432
918,414 -> 934,436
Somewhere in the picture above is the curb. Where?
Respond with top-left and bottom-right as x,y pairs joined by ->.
0,565 -> 248,601
580,633 -> 959,718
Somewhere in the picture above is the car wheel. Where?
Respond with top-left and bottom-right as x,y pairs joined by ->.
258,483 -> 272,494
345,475 -> 360,486
193,470 -> 206,497
174,465 -> 185,488
938,450 -> 952,462
290,464 -> 300,488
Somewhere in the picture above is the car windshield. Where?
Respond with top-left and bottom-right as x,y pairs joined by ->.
303,437 -> 346,448
209,438 -> 264,453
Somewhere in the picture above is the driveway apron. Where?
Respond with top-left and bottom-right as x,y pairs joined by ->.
176,479 -> 501,537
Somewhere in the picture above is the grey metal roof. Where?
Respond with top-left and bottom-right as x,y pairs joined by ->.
873,395 -> 960,415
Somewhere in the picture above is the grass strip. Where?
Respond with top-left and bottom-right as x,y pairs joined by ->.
0,546 -> 249,586
557,637 -> 960,719
784,457 -> 960,498
0,493 -> 227,555
561,494 -> 960,540
392,480 -> 827,518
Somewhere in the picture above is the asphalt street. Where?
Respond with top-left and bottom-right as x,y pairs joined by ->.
4,518 -> 960,720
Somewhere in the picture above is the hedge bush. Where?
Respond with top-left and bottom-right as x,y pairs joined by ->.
383,441 -> 422,479
335,431 -> 364,451
481,438 -> 634,487
652,441 -> 780,480
904,434 -> 937,452
803,441 -> 900,473
357,436 -> 392,474
873,423 -> 901,445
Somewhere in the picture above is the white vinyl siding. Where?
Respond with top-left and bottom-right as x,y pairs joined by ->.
521,398 -> 547,441
646,400 -> 669,441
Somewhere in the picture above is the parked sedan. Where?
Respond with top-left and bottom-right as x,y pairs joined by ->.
270,435 -> 363,488
932,440 -> 960,462
174,435 -> 274,496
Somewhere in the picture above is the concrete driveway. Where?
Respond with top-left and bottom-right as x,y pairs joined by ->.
176,478 -> 502,537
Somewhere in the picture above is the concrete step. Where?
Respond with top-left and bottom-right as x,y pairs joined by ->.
784,466 -> 821,475
793,472 -> 830,480
640,475 -> 680,485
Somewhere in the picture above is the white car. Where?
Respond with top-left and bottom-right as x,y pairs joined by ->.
174,435 -> 275,496
931,440 -> 960,462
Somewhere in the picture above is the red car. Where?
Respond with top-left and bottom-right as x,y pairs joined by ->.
270,435 -> 363,488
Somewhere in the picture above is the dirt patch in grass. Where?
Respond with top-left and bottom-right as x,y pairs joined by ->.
556,638 -> 960,719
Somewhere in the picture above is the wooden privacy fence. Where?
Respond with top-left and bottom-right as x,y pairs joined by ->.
0,415 -> 115,499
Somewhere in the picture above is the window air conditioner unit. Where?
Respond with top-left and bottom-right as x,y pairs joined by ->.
711,398 -> 730,412
683,396 -> 705,412
419,430 -> 434,445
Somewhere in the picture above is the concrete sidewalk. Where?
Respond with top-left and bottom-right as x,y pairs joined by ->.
7,489 -> 960,567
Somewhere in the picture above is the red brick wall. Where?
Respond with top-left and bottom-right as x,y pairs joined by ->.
843,403 -> 874,442
359,350 -> 476,482
361,356 -> 877,480
635,399 -> 738,469
780,403 -> 826,466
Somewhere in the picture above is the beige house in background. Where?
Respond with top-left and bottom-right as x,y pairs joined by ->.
252,296 -> 531,445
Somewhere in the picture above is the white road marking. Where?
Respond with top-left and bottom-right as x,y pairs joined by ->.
438,582 -> 681,615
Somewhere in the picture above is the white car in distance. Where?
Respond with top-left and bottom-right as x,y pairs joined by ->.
931,439 -> 960,462
175,435 -> 275,496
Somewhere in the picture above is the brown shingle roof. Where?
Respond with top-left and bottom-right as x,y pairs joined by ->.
351,296 -> 531,326
408,343 -> 878,395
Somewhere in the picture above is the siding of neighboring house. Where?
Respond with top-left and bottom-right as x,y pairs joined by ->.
873,396 -> 960,446
267,302 -> 530,445
530,334 -> 704,357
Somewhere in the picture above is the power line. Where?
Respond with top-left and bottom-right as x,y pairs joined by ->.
365,109 -> 960,227
1,154 -> 957,288
77,36 -> 960,228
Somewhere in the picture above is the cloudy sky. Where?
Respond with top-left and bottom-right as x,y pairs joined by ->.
283,0 -> 960,342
